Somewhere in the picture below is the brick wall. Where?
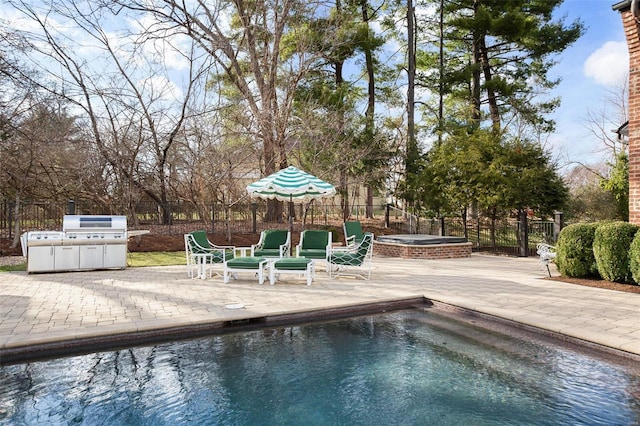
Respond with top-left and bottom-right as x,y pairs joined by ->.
619,5 -> 640,224
373,241 -> 472,259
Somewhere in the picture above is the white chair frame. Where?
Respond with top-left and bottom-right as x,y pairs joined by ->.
536,242 -> 557,277
184,233 -> 233,279
250,230 -> 291,258
328,233 -> 374,280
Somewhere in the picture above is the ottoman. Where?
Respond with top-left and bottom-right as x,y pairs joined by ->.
269,257 -> 315,286
224,256 -> 269,284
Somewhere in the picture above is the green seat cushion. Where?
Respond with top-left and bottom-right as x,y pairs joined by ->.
210,250 -> 234,263
253,248 -> 281,257
274,257 -> 312,270
330,252 -> 364,266
226,256 -> 266,269
298,249 -> 327,259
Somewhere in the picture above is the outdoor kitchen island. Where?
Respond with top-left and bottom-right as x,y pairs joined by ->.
21,215 -> 128,273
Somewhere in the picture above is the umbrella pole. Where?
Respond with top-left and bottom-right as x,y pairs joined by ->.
288,196 -> 294,234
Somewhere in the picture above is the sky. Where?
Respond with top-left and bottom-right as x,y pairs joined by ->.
0,0 -> 630,175
549,0 -> 630,170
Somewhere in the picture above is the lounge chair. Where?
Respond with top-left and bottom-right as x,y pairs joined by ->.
184,230 -> 235,279
295,229 -> 332,269
328,232 -> 374,280
251,229 -> 291,258
343,221 -> 365,247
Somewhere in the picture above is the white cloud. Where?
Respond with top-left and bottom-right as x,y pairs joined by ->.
138,76 -> 183,101
583,41 -> 629,87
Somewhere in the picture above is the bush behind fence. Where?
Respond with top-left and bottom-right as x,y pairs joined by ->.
1,199 -> 556,256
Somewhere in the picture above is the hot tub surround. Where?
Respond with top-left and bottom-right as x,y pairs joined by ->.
374,234 -> 472,259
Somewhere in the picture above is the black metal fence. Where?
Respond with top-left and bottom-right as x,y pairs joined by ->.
1,199 -> 559,257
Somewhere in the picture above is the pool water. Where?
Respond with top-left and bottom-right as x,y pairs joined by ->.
1,309 -> 640,425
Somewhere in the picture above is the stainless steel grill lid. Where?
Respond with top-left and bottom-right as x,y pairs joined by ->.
62,215 -> 127,232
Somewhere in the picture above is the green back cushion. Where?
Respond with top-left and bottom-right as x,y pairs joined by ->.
263,230 -> 288,248
344,221 -> 364,239
190,230 -> 210,253
302,230 -> 329,249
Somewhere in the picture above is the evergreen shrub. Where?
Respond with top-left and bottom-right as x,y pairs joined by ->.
593,222 -> 639,283
555,223 -> 599,278
629,230 -> 640,284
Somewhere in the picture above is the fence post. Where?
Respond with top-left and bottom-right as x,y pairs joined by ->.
439,217 -> 446,236
252,202 -> 257,233
553,211 -> 564,242
518,210 -> 529,257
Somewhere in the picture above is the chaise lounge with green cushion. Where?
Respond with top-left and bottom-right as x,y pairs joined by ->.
295,229 -> 332,269
343,221 -> 365,247
251,229 -> 291,258
184,230 -> 235,279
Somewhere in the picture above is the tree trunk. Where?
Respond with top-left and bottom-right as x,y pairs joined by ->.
471,0 -> 482,123
479,36 -> 500,131
366,186 -> 374,218
437,0 -> 445,146
406,0 -> 418,176
362,0 -> 376,219
10,195 -> 21,249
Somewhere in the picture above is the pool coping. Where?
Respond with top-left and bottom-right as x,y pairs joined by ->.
0,297 -> 430,365
3,296 -> 640,369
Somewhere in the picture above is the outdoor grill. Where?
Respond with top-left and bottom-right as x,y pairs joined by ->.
22,215 -> 128,273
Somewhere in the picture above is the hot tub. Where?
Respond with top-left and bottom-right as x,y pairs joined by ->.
377,234 -> 468,245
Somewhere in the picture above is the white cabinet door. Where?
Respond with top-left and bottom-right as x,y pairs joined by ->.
80,245 -> 104,269
103,244 -> 127,268
27,246 -> 56,272
55,246 -> 80,271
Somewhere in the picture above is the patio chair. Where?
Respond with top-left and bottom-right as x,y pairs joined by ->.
295,229 -> 332,269
184,230 -> 235,279
343,221 -> 365,247
328,232 -> 374,280
251,229 -> 291,258
536,243 -> 557,277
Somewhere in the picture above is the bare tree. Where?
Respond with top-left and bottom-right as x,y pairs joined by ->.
107,0 -> 325,221
583,76 -> 629,161
6,0 -> 221,224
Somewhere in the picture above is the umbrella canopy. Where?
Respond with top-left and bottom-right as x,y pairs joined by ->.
246,166 -> 336,203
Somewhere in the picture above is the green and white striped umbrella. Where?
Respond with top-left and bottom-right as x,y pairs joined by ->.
246,166 -> 336,203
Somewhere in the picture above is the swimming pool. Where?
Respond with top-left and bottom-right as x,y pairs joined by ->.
1,308 -> 639,425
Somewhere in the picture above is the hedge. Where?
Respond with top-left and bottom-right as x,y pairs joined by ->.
593,222 -> 639,283
630,230 -> 640,284
555,223 -> 599,278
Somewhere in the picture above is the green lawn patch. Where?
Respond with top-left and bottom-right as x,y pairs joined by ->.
0,251 -> 185,272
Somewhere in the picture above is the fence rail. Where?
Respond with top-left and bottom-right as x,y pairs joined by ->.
1,199 -> 560,257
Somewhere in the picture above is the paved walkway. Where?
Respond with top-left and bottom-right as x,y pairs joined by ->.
2,254 -> 640,363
